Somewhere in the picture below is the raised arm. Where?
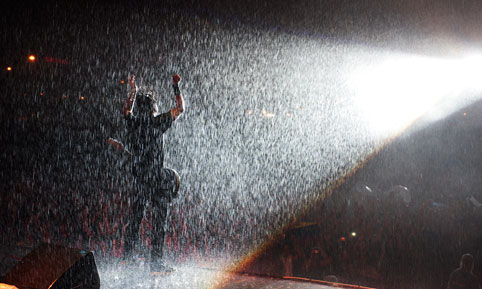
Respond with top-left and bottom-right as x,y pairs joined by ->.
170,74 -> 185,121
123,75 -> 137,117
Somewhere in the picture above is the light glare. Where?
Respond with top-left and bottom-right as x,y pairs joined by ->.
349,54 -> 482,136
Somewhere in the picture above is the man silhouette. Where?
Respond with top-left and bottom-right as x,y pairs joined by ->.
109,73 -> 184,273
448,254 -> 481,289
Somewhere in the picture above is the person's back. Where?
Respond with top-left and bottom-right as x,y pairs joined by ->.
448,254 -> 481,289
116,73 -> 185,274
125,92 -> 172,168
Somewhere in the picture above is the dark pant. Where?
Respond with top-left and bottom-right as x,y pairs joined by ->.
123,167 -> 179,263
123,189 -> 169,262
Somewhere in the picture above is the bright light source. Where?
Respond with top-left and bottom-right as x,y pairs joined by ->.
351,232 -> 357,237
262,109 -> 275,118
349,53 -> 482,136
6,66 -> 12,71
457,55 -> 482,91
28,54 -> 36,62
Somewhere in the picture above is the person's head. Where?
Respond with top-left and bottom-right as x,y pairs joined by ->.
134,93 -> 157,118
460,254 -> 474,272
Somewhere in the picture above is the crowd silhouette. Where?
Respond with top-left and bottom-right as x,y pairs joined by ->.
1,181 -> 481,289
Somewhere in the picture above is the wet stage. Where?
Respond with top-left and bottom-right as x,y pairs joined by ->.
0,244 -> 373,289
99,264 -> 344,289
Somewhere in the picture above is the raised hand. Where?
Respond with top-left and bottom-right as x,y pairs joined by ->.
173,74 -> 181,85
128,75 -> 136,89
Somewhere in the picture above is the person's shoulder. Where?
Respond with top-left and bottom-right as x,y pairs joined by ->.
450,269 -> 480,286
449,268 -> 463,279
470,272 -> 481,284
153,111 -> 173,121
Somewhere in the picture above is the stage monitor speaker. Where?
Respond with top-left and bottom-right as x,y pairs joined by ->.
1,243 -> 100,289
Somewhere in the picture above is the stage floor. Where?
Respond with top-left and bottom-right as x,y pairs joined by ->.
99,264 -> 344,289
1,245 -> 372,289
